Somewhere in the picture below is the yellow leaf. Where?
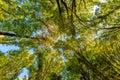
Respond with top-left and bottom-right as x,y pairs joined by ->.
0,35 -> 4,43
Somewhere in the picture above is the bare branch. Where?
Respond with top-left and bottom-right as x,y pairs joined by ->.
61,0 -> 68,14
56,0 -> 62,16
0,31 -> 46,40
99,27 -> 120,30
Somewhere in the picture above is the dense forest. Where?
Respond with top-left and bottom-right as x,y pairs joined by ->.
0,0 -> 120,80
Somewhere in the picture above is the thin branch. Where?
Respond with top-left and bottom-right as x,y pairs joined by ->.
61,0 -> 68,14
0,31 -> 46,41
98,5 -> 120,19
1,8 -> 15,17
56,0 -> 62,16
0,31 -> 16,37
82,0 -> 87,10
99,27 -> 120,30
49,0 -> 54,4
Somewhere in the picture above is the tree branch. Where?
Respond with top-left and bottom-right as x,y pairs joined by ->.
0,31 -> 16,37
74,50 -> 110,80
0,31 -> 46,40
99,27 -> 120,30
98,5 -> 120,19
56,0 -> 62,16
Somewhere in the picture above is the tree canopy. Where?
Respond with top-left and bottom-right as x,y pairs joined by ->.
0,0 -> 120,80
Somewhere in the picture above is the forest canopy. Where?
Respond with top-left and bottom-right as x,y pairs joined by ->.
0,0 -> 120,80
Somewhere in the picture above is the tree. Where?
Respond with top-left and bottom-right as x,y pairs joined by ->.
0,0 -> 120,80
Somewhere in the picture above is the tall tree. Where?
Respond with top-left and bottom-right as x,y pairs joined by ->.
0,0 -> 120,80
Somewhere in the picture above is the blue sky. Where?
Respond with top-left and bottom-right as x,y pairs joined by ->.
18,68 -> 29,79
0,44 -> 19,54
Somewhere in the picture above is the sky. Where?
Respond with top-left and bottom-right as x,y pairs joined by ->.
0,44 -> 19,54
